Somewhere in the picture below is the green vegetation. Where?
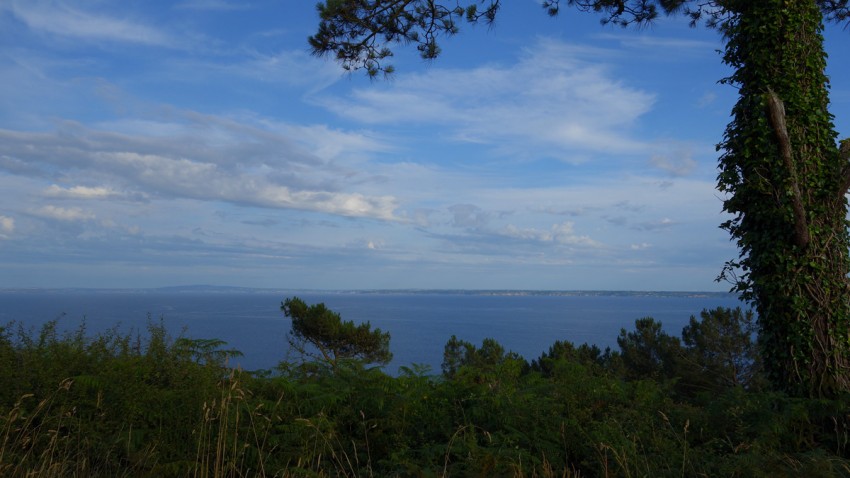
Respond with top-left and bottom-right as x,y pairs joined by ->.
3,300 -> 849,477
282,296 -> 392,372
716,1 -> 850,398
307,0 -> 850,398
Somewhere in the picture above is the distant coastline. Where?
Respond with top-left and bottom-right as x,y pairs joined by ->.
0,285 -> 735,299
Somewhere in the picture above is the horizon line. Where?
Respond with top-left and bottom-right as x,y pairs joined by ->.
0,285 -> 737,295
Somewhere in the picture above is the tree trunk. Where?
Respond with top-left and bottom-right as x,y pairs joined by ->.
718,0 -> 850,397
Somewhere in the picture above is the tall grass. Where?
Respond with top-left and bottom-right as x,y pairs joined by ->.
193,370 -> 289,478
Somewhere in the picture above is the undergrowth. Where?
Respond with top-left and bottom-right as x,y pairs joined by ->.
2,307 -> 849,477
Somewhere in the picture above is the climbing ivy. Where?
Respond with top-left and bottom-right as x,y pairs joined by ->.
717,0 -> 850,397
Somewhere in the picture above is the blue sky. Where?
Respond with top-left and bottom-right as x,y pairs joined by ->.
1,0 -> 848,291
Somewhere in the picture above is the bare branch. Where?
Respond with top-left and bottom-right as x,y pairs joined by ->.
764,88 -> 810,249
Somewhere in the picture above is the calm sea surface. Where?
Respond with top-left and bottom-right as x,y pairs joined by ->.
0,289 -> 745,374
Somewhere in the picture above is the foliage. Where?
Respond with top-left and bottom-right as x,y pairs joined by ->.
616,317 -> 682,382
3,305 -> 850,476
529,340 -> 614,377
678,306 -> 764,395
441,335 -> 526,385
309,1 -> 850,75
281,296 -> 392,371
715,1 -> 850,397
309,0 -> 501,77
0,319 -> 230,476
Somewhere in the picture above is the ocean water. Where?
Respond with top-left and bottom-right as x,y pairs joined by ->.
0,288 -> 745,374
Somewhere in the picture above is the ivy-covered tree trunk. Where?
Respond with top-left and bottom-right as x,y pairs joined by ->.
718,0 -> 850,397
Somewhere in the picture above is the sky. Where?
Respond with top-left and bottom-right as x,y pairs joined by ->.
1,0 -> 849,291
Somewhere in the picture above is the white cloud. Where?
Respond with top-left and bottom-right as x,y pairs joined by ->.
233,51 -> 343,91
634,217 -> 677,231
272,123 -> 391,162
0,215 -> 14,237
597,33 -> 719,54
449,204 -> 490,229
45,185 -> 121,199
253,185 -> 398,219
166,49 -> 344,95
319,38 -> 655,160
174,0 -> 248,11
0,114 -> 400,221
35,205 -> 96,222
650,150 -> 698,177
697,91 -> 717,108
94,150 -> 398,219
365,239 -> 385,250
6,1 -> 174,46
502,222 -> 601,248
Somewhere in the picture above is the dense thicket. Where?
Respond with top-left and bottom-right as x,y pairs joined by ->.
3,304 -> 848,477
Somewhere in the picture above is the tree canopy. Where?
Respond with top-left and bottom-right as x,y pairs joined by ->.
281,297 -> 392,371
309,1 -> 850,77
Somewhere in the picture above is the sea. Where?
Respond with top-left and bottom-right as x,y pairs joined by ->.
0,287 -> 746,375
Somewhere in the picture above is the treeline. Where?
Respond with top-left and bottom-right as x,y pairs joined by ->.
2,304 -> 848,476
